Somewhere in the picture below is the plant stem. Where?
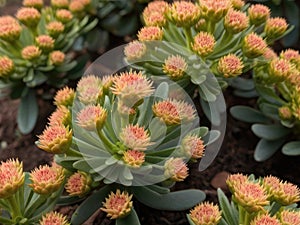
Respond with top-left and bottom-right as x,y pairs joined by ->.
269,202 -> 282,216
183,27 -> 193,50
6,194 -> 22,219
98,130 -> 115,154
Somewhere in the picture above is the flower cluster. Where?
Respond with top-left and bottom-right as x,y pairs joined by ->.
37,71 -> 214,223
124,0 -> 291,104
188,173 -> 300,225
0,159 -> 67,224
0,0 -> 97,134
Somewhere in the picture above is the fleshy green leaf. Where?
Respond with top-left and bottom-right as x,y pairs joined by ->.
282,141 -> 300,156
217,189 -> 238,225
254,138 -> 286,161
255,84 -> 285,106
251,124 -> 291,140
17,89 -> 38,134
116,208 -> 141,225
71,185 -> 111,225
131,186 -> 205,211
230,106 -> 270,123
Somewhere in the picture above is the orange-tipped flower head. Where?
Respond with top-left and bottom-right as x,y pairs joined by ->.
233,181 -> 269,213
181,135 -> 205,159
231,0 -> 245,10
264,17 -> 288,40
54,87 -> 75,107
49,50 -> 65,66
123,150 -> 145,168
111,71 -> 154,107
189,202 -> 222,225
37,125 -> 72,154
65,171 -> 92,197
143,1 -> 169,18
192,32 -> 216,57
0,159 -> 24,198
47,21 -> 64,38
40,211 -> 70,225
279,210 -> 300,225
153,99 -> 196,125
278,106 -> 293,120
242,32 -> 267,58
138,26 -> 163,41
48,106 -> 71,127
248,4 -> 270,26
23,0 -> 43,9
16,7 -> 41,27
0,56 -> 14,79
76,105 -> 107,131
144,12 -> 166,27
218,54 -> 244,78
51,0 -> 69,8
120,124 -> 151,151
77,75 -> 103,104
226,173 -> 248,193
163,55 -> 187,80
268,58 -> 292,82
101,190 -> 133,219
56,9 -> 73,23
36,35 -> 54,52
21,45 -> 42,60
30,164 -> 65,195
250,214 -> 281,225
199,0 -> 231,22
0,16 -> 22,42
263,47 -> 277,60
69,0 -> 91,13
280,49 -> 300,69
224,9 -> 249,34
164,157 -> 188,182
168,1 -> 200,27
124,41 -> 146,61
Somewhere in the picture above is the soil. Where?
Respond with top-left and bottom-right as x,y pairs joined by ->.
1,1 -> 300,225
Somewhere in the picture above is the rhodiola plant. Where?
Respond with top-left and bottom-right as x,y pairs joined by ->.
0,159 -> 68,225
187,173 -> 300,225
231,49 -> 300,161
123,0 -> 293,123
0,0 -> 97,134
36,70 -> 220,224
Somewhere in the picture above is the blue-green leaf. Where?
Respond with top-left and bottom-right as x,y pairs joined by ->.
254,138 -> 286,161
282,141 -> 300,156
217,189 -> 238,225
230,106 -> 270,123
116,208 -> 141,225
251,124 -> 291,140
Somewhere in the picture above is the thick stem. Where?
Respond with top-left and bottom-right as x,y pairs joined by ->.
6,194 -> 22,219
183,27 -> 193,50
98,130 -> 115,154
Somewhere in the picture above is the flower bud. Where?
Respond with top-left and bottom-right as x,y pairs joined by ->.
65,171 -> 92,197
0,56 -> 14,79
48,106 -> 71,127
279,106 -> 293,120
242,33 -> 267,58
124,41 -> 146,61
138,26 -> 163,41
163,55 -> 187,80
164,157 -> 188,182
56,9 -> 73,23
268,58 -> 292,82
263,47 -> 277,60
218,54 -> 244,78
37,125 -> 72,154
181,135 -> 205,160
231,0 -> 245,10
120,124 -> 151,151
76,105 -> 107,131
224,9 -> 249,34
250,214 -> 281,225
168,1 -> 200,27
23,0 -> 43,9
264,17 -> 288,40
40,211 -> 70,225
101,190 -> 133,219
30,164 -> 65,195
49,50 -> 65,65
143,1 -> 169,19
144,12 -> 166,27
0,159 -> 24,198
123,150 -> 145,168
248,4 -> 270,26
280,49 -> 300,70
16,7 -> 41,27
226,173 -> 248,193
47,21 -> 64,38
192,32 -> 215,57
0,16 -> 22,42
69,0 -> 91,14
233,181 -> 269,213
54,87 -> 75,107
199,0 -> 231,22
51,0 -> 69,8
77,75 -> 102,104
279,210 -> 300,225
36,35 -> 54,52
21,45 -> 42,60
152,99 -> 196,125
189,202 -> 222,225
